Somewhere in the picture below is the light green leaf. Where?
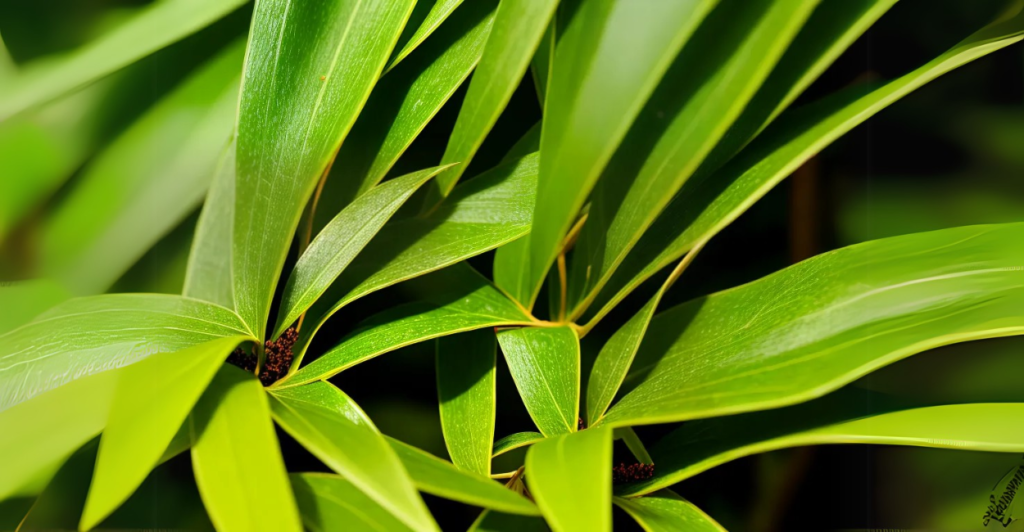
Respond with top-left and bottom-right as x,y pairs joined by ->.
184,139 -> 236,309
493,432 -> 544,457
318,0 -> 498,216
585,5 -> 1024,325
586,295 -> 659,427
291,473 -> 419,532
275,165 -> 451,336
190,365 -> 301,531
234,0 -> 414,341
523,0 -> 719,310
268,382 -> 436,532
387,436 -> 539,516
41,42 -> 243,296
0,0 -> 245,120
526,427 -> 612,532
437,329 -> 497,476
388,0 -> 467,71
471,510 -> 550,531
600,223 -> 1024,428
16,440 -> 98,530
0,369 -> 117,501
0,293 -> 252,411
300,153 -> 538,356
0,279 -> 69,335
497,326 -> 579,436
429,0 -> 559,198
568,0 -> 818,317
80,336 -> 245,530
614,492 -> 724,532
283,264 -> 532,386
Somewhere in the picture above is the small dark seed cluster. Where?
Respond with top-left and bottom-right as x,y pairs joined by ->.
259,327 -> 298,386
613,462 -> 655,484
226,346 -> 257,373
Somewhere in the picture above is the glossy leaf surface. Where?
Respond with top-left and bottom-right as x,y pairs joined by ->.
493,431 -> 544,457
437,329 -> 497,476
291,473 -> 419,532
389,0 -> 467,70
614,492 -> 724,532
497,326 -> 579,437
184,140 -> 236,309
526,427 -> 612,532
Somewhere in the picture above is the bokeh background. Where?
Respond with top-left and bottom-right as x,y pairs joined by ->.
3,0 -> 1024,530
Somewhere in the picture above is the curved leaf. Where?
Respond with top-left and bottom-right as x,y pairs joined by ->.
291,473 -> 418,532
190,365 -> 301,531
614,491 -> 724,532
438,329 -> 497,476
493,432 -> 544,458
80,336 -> 245,530
184,139 -> 236,309
388,0 -> 468,71
0,0 -> 246,120
600,223 -> 1024,428
268,382 -> 436,532
526,427 -> 612,532
523,0 -> 719,310
387,437 -> 539,516
234,0 -> 414,340
497,326 -> 579,437
0,293 -> 252,412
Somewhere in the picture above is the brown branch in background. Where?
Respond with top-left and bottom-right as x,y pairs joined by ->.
788,156 -> 820,264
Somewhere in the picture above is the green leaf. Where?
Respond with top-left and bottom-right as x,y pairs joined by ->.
190,365 -> 301,531
0,0 -> 246,120
17,440 -> 98,530
387,436 -> 539,516
268,382 -> 436,532
0,369 -> 117,501
567,0 -> 818,317
529,21 -> 555,105
585,5 -> 1024,325
614,491 -> 724,532
300,153 -> 538,355
497,326 -> 579,437
388,0 -> 468,71
184,140 -> 236,309
429,0 -> 559,198
437,329 -> 497,476
493,432 -> 544,457
623,391 -> 1024,497
471,511 -> 550,532
41,42 -> 243,295
291,473 -> 419,532
526,427 -> 612,532
600,223 -> 1024,428
319,0 -> 498,215
80,336 -> 245,530
275,165 -> 451,337
615,427 -> 653,465
0,279 -> 69,335
283,264 -> 532,386
523,0 -> 719,310
586,295 -> 659,427
0,293 -> 252,411
234,0 -> 414,341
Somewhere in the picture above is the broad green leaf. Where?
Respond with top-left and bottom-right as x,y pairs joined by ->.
268,382 -> 436,532
388,0 -> 467,71
567,0 -> 818,316
184,140 -> 236,309
41,42 -> 244,295
600,223 -> 1024,428
0,293 -> 252,411
437,329 -> 497,476
0,279 -> 69,335
585,5 -> 1024,326
471,510 -> 550,531
623,391 -> 1024,497
234,0 -> 414,341
190,365 -> 301,531
291,473 -> 418,532
493,432 -> 544,457
586,295 -> 658,427
275,165 -> 451,336
387,436 -> 539,516
523,0 -> 719,310
429,0 -> 559,198
526,427 -> 612,532
614,492 -> 724,532
0,0 -> 246,120
80,336 -> 245,530
283,265 -> 532,385
0,370 -> 117,501
299,153 -> 538,357
497,326 -> 579,436
319,0 -> 498,216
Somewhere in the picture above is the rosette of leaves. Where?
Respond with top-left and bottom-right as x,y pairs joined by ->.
4,0 -> 1024,530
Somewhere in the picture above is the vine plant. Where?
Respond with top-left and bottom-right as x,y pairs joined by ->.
3,0 -> 1024,530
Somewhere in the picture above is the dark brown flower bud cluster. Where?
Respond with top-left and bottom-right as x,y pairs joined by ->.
226,346 -> 257,373
259,327 -> 298,386
613,462 -> 655,484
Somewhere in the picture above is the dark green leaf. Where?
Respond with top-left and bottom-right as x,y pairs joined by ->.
437,329 -> 497,476
493,432 -> 544,457
184,140 -> 236,309
497,326 -> 579,436
614,491 -> 724,532
526,427 -> 612,532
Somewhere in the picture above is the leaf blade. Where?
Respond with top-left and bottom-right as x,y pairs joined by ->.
437,329 -> 497,476
497,326 -> 579,437
614,492 -> 725,532
526,427 -> 612,532
291,473 -> 418,532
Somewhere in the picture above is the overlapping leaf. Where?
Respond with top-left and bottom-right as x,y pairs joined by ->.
614,492 -> 724,532
291,473 -> 419,532
437,329 -> 497,476
497,326 -> 579,436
